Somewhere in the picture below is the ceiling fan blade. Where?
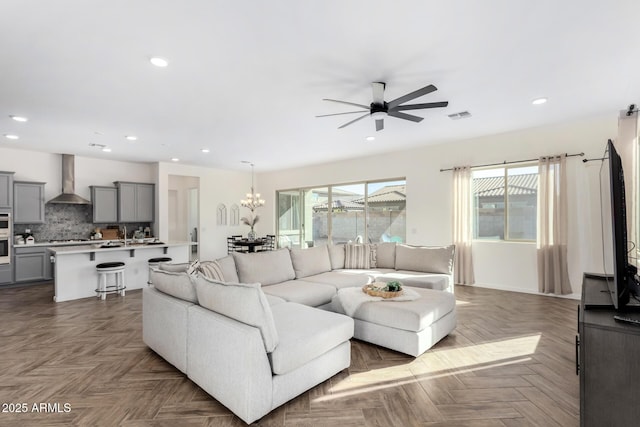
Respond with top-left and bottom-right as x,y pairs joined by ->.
316,110 -> 368,118
372,82 -> 385,104
387,111 -> 424,123
323,98 -> 370,110
390,101 -> 449,111
338,113 -> 370,129
375,119 -> 384,131
387,84 -> 437,109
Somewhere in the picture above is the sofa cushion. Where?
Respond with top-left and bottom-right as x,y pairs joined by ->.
150,269 -> 198,303
233,249 -> 295,286
193,274 -> 279,352
328,244 -> 345,270
265,294 -> 287,306
334,286 -> 456,332
303,270 -> 379,289
158,262 -> 189,273
261,280 -> 337,307
216,255 -> 239,283
344,244 -> 370,269
395,244 -> 455,274
374,271 -> 451,291
269,302 -> 354,375
289,245 -> 332,279
199,260 -> 225,281
375,242 -> 397,269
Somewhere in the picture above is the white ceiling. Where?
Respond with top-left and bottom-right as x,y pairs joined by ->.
1,1 -> 639,172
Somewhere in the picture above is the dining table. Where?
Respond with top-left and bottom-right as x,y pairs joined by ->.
233,238 -> 266,253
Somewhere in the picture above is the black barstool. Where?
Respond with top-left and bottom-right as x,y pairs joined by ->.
148,257 -> 173,285
95,262 -> 126,300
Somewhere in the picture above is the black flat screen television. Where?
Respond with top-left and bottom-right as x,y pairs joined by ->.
601,139 -> 640,309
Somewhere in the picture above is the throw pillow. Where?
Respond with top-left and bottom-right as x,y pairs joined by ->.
198,260 -> 225,282
193,274 -> 279,352
186,259 -> 201,276
369,244 -> 377,268
344,243 -> 371,269
216,255 -> 240,283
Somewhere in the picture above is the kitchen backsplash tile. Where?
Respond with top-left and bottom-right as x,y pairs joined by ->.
14,204 -> 150,242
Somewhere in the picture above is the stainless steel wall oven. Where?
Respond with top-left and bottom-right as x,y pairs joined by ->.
0,212 -> 12,264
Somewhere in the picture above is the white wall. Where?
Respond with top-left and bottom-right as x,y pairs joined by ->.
0,147 -> 154,201
155,162 -> 251,260
168,175 -> 199,242
258,113 -> 619,298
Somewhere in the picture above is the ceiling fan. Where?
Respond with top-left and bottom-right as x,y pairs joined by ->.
317,82 -> 448,131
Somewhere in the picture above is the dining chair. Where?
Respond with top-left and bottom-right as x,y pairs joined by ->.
227,235 -> 247,254
257,234 -> 276,252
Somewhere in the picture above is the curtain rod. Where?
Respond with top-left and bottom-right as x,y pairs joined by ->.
439,152 -> 585,172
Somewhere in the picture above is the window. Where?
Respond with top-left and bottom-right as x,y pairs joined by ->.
472,165 -> 538,241
276,178 -> 406,248
277,191 -> 301,247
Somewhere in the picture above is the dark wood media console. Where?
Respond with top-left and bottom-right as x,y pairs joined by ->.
578,273 -> 640,426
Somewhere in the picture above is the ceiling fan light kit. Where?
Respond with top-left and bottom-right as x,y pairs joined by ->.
318,82 -> 449,131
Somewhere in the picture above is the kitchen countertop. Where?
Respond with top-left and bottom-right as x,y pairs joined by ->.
48,241 -> 192,255
15,239 -> 159,248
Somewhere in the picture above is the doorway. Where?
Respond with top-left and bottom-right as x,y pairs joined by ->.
168,175 -> 200,261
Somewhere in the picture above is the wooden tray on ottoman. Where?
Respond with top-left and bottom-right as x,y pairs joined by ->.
362,283 -> 404,299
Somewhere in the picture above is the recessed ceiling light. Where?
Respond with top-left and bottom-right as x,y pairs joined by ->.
532,97 -> 548,105
201,148 -> 210,153
4,134 -> 19,140
171,157 -> 179,162
125,135 -> 138,141
10,115 -> 28,122
102,147 -> 112,152
150,57 -> 169,67
365,136 -> 375,141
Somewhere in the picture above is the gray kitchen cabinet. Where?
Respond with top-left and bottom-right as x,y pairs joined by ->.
91,186 -> 118,223
14,181 -> 45,224
135,183 -> 154,222
0,264 -> 13,284
14,246 -> 51,282
0,172 -> 14,208
115,182 -> 154,223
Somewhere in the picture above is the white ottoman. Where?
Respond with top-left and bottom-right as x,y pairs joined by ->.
331,286 -> 456,357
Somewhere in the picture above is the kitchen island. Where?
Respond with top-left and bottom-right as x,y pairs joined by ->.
49,241 -> 191,302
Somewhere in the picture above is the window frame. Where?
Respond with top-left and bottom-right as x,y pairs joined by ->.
275,177 -> 406,247
472,162 -> 538,243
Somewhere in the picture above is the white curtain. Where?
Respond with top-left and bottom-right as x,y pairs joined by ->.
453,166 -> 475,285
537,155 -> 572,294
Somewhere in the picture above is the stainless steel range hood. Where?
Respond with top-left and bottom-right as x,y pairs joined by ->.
47,154 -> 91,205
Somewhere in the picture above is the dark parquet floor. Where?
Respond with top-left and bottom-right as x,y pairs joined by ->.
0,282 -> 579,426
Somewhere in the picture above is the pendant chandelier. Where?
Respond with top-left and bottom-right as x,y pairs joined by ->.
241,162 -> 265,211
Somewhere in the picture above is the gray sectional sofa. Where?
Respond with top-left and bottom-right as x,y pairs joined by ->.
143,242 -> 456,424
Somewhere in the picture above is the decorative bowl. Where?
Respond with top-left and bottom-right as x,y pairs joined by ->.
362,282 -> 404,299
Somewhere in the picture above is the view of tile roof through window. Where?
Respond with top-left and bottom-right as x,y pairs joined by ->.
473,174 -> 538,197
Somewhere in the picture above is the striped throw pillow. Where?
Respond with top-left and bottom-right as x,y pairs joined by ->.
199,261 -> 225,282
344,244 -> 371,269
